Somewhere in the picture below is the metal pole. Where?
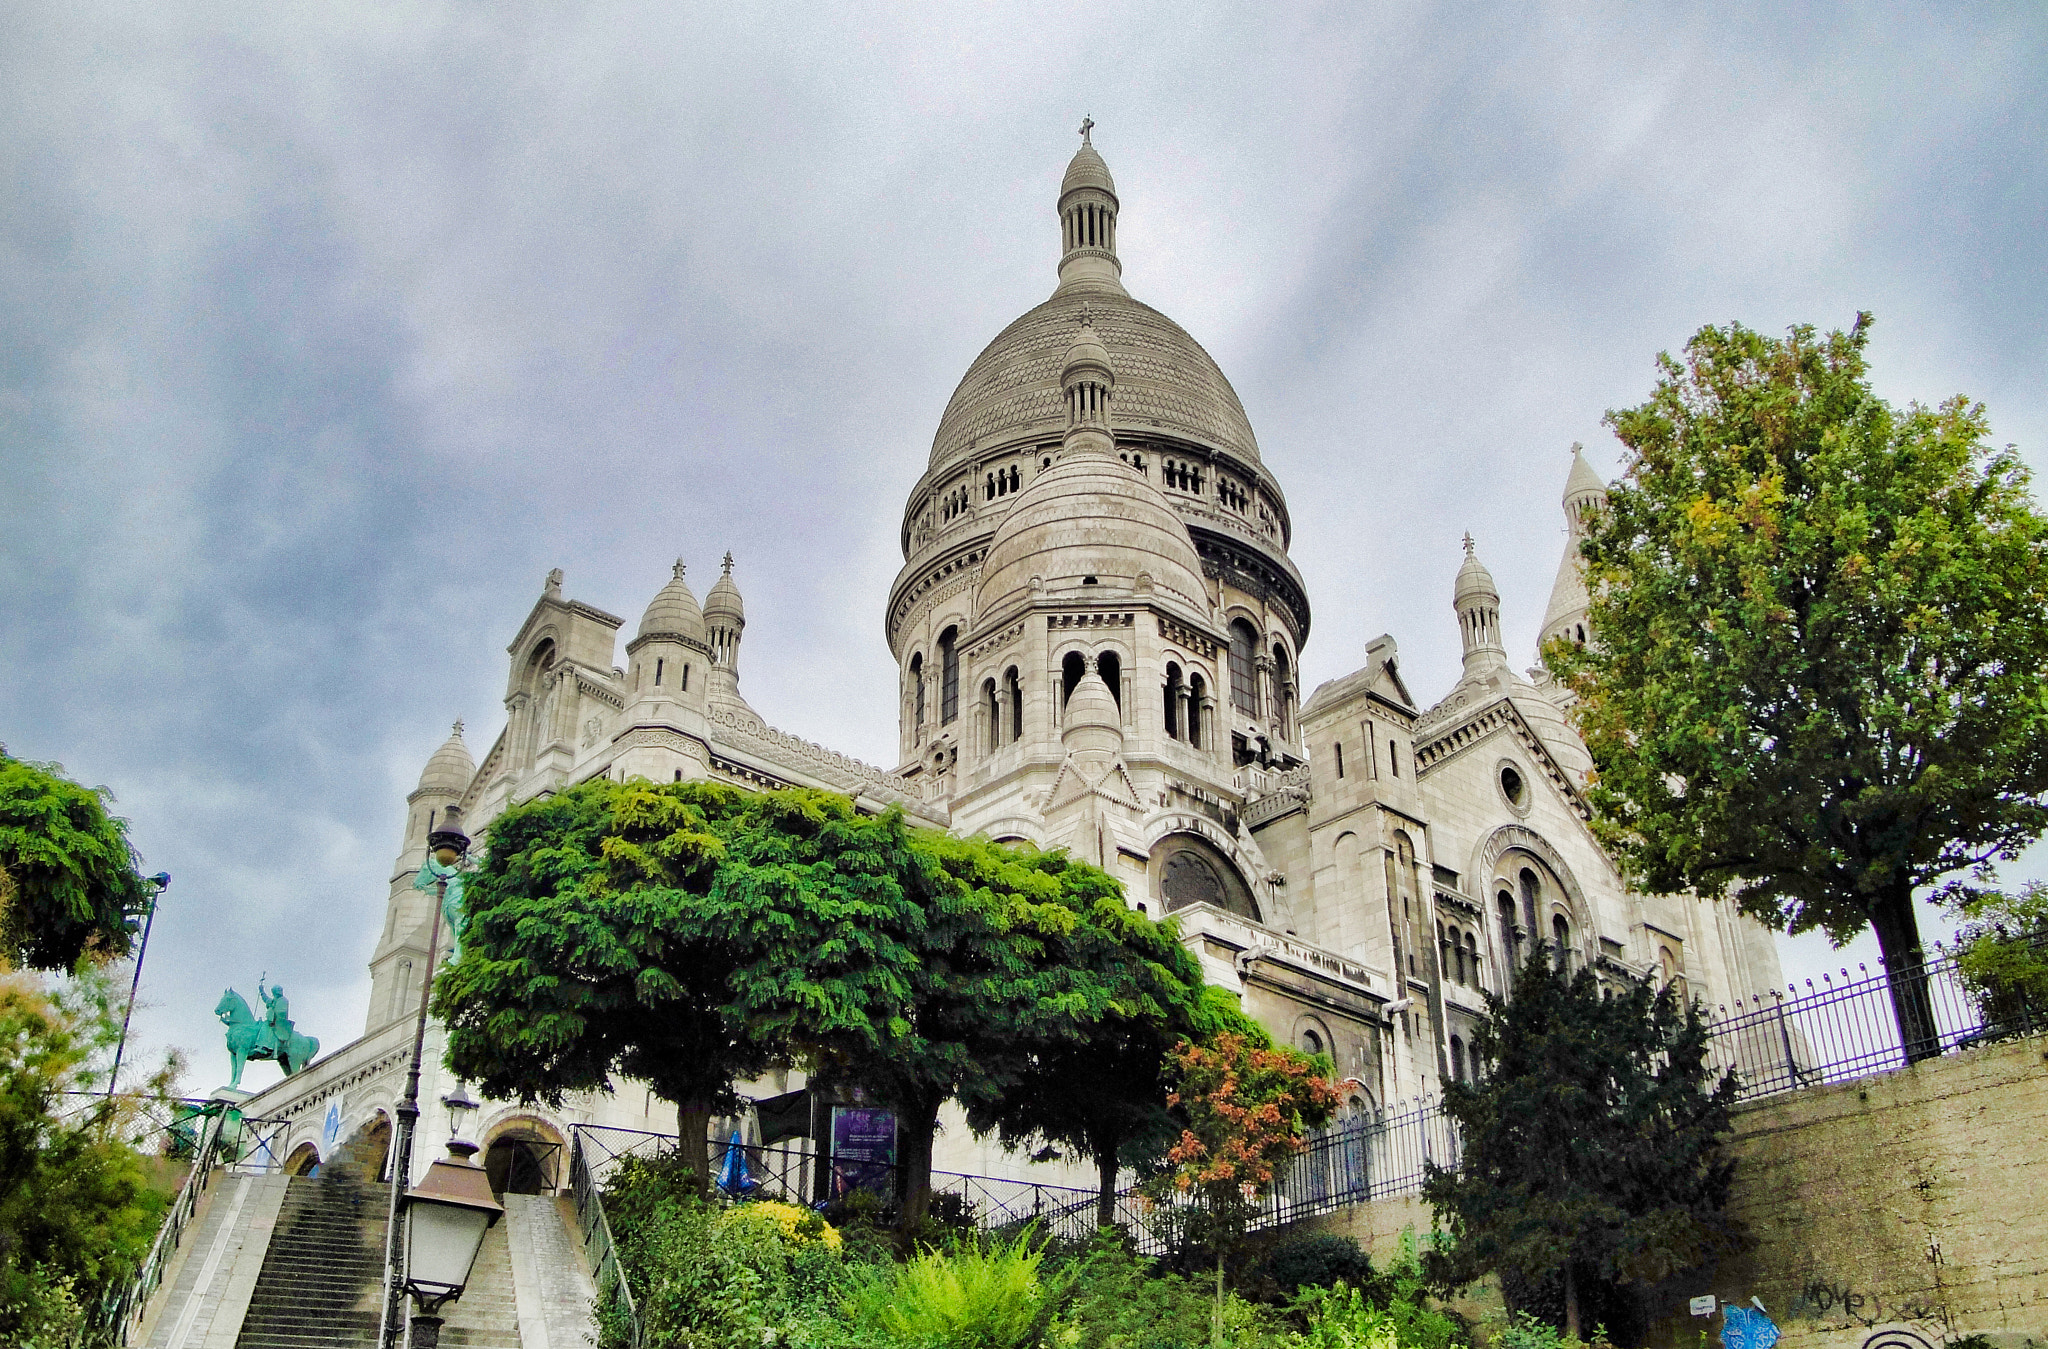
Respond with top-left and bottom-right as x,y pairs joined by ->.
379,879 -> 447,1349
106,875 -> 167,1119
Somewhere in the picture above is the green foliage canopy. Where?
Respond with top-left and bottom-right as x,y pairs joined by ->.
1550,316 -> 2048,1002
0,752 -> 152,972
1423,955 -> 1741,1340
0,970 -> 174,1344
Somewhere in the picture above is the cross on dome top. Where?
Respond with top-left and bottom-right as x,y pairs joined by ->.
1462,532 -> 1475,555
1079,115 -> 1094,144
721,551 -> 735,574
672,558 -> 687,580
451,718 -> 464,738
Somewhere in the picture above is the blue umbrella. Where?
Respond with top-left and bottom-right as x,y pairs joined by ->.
716,1129 -> 760,1197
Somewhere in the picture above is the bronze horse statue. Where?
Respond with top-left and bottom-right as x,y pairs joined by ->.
216,987 -> 319,1090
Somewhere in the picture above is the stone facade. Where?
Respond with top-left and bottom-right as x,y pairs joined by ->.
239,131 -> 1783,1191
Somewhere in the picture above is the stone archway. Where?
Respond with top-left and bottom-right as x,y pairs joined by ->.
284,1141 -> 321,1177
1152,830 -> 1262,923
482,1116 -> 567,1196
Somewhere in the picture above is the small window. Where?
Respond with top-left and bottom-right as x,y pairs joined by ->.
1187,673 -> 1206,748
1388,738 -> 1401,776
939,628 -> 960,724
1500,764 -> 1524,806
1334,741 -> 1344,778
1006,667 -> 1023,743
681,664 -> 690,691
1228,620 -> 1260,716
911,653 -> 926,731
1450,1036 -> 1467,1083
1097,651 -> 1121,711
654,657 -> 664,687
1061,651 -> 1087,706
1301,1028 -> 1323,1057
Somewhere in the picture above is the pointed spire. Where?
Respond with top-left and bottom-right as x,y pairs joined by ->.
1544,445 -> 1609,650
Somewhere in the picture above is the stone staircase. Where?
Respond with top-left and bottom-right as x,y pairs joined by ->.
232,1131 -> 391,1349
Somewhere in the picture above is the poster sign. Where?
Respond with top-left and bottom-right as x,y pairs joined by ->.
320,1095 -> 345,1154
1690,1294 -> 1717,1317
829,1106 -> 896,1200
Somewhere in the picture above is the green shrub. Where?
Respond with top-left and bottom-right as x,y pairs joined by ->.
845,1232 -> 1063,1349
1294,1283 -> 1467,1349
1042,1233 -> 1292,1349
1489,1310 -> 1615,1349
1256,1233 -> 1378,1300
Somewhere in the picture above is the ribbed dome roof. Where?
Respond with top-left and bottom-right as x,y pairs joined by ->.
638,560 -> 706,642
1453,539 -> 1499,607
979,450 -> 1209,621
930,290 -> 1260,472
1063,670 -> 1122,735
705,554 -> 744,622
1061,142 -> 1117,198
418,722 -> 475,793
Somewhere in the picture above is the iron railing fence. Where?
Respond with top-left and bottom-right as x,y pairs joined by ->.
79,1105 -> 228,1347
569,1130 -> 643,1349
1704,931 -> 2048,1103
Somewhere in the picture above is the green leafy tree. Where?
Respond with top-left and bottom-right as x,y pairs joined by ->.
1,969 -> 175,1345
436,779 -> 783,1189
1550,315 -> 2048,1061
962,859 -> 1222,1229
0,751 -> 153,972
1945,880 -> 2048,1035
1150,1030 -> 1338,1347
1423,953 -> 1742,1339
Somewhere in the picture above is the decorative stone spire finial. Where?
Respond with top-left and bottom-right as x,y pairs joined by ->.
1454,535 -> 1508,678
451,718 -> 464,739
721,551 -> 734,574
544,567 -> 564,598
672,558 -> 686,581
1462,532 -> 1474,556
1079,115 -> 1094,144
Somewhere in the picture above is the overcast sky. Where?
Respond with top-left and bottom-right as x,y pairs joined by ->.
4,2 -> 2043,1094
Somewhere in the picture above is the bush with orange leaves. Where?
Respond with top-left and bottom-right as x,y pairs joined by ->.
1149,1031 -> 1339,1346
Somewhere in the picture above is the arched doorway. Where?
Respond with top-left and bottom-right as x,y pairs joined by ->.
284,1142 -> 321,1177
482,1118 -> 566,1196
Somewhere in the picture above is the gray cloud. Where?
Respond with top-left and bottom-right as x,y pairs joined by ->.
3,1 -> 2041,1085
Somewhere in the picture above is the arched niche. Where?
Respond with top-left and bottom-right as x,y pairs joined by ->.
1473,824 -> 1594,969
1151,831 -> 1261,923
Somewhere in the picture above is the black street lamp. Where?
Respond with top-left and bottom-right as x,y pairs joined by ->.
106,872 -> 171,1118
378,807 -> 470,1349
400,1138 -> 504,1348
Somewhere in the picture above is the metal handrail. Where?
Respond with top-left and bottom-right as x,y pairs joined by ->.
570,1130 -> 642,1349
84,1104 -> 227,1346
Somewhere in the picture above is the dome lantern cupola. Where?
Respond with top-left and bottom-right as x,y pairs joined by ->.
1057,118 -> 1124,294
1059,316 -> 1116,457
1454,534 -> 1509,678
627,559 -> 708,708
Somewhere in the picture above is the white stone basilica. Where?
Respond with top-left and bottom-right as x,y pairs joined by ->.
238,133 -> 1784,1192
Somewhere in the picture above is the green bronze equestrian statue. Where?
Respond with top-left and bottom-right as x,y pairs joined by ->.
216,975 -> 319,1089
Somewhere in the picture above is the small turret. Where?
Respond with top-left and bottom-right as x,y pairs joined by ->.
1056,118 -> 1124,294
1454,534 -> 1509,679
705,553 -> 745,690
1540,444 -> 1610,651
626,560 -> 708,711
1059,317 -> 1117,458
403,721 -> 474,854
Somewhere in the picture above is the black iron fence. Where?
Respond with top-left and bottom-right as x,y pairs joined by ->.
1703,932 -> 2048,1103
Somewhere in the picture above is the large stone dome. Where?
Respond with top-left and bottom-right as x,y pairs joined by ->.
928,289 -> 1262,473
978,449 -> 1210,623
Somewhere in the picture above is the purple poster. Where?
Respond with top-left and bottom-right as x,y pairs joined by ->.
829,1106 -> 897,1199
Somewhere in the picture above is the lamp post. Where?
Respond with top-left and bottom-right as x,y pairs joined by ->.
379,808 -> 469,1349
399,1137 -> 504,1348
106,872 -> 171,1118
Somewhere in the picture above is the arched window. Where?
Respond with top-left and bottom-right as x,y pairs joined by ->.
1498,890 -> 1520,976
1465,931 -> 1481,988
1005,667 -> 1023,742
939,627 -> 959,724
1272,643 -> 1292,738
910,653 -> 925,733
1187,673 -> 1206,748
1438,922 -> 1452,982
1228,619 -> 1260,716
1520,869 -> 1541,934
1097,651 -> 1122,711
1163,661 -> 1183,739
1450,1036 -> 1466,1084
1300,1028 -> 1323,1057
1553,913 -> 1572,972
983,678 -> 1000,751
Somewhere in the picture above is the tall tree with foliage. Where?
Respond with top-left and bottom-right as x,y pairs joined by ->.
1150,1030 -> 1338,1347
436,780 -> 786,1189
0,750 -> 153,972
1549,315 -> 2048,1059
1424,953 -> 1742,1339
962,871 -> 1235,1229
1,969 -> 176,1345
